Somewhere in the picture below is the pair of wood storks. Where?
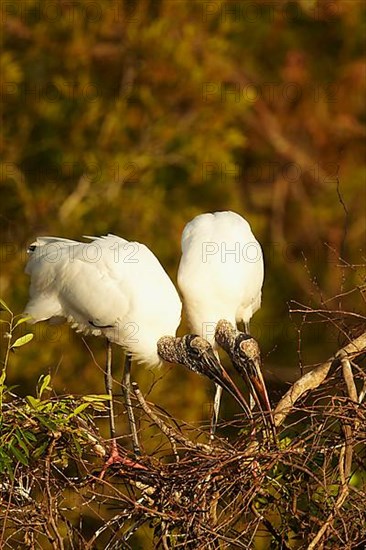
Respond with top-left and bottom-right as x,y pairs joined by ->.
24,211 -> 273,469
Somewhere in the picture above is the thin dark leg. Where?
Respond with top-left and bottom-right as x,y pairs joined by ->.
98,342 -> 146,478
105,340 -> 117,440
244,321 -> 255,411
122,354 -> 140,455
100,340 -> 124,476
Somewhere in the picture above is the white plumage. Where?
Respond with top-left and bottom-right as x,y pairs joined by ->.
24,233 -> 182,464
24,234 -> 182,365
177,211 -> 264,433
178,211 -> 264,343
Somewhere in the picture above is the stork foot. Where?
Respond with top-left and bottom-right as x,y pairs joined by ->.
99,440 -> 147,479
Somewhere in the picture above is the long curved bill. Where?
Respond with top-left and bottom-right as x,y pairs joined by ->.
157,333 -> 253,420
234,354 -> 276,440
243,356 -> 272,416
215,320 -> 276,437
204,353 -> 252,418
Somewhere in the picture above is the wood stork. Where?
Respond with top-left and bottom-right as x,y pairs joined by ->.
215,319 -> 274,436
24,234 -> 182,465
177,211 -> 269,433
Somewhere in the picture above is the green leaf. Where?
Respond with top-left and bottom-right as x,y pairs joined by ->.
9,444 -> 29,466
88,402 -> 107,412
14,316 -> 32,328
0,371 -> 6,386
33,440 -> 49,459
11,333 -> 34,349
328,484 -> 340,497
0,449 -> 14,479
82,394 -> 111,402
256,495 -> 269,505
22,430 -> 37,444
67,402 -> 90,419
38,374 -> 52,398
14,430 -> 30,456
36,416 -> 57,430
279,436 -> 292,450
72,434 -> 82,456
0,298 -> 11,313
26,395 -> 40,409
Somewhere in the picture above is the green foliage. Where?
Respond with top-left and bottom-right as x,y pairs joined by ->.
0,390 -> 107,477
0,299 -> 34,409
0,300 -> 108,480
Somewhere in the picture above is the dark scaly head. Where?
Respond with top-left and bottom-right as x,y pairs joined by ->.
233,332 -> 273,419
158,334 -> 250,416
216,320 -> 273,416
158,334 -> 222,379
232,333 -> 262,379
215,319 -> 237,354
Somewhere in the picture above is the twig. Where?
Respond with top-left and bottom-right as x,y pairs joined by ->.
273,359 -> 333,427
132,382 -> 213,454
289,306 -> 366,321
250,502 -> 292,550
45,433 -> 65,550
59,175 -> 91,222
339,352 -> 358,402
307,437 -> 351,549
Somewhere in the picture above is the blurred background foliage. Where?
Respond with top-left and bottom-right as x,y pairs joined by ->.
1,0 -> 365,441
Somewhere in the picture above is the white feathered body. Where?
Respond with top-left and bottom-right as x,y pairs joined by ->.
178,211 -> 264,345
24,235 -> 182,365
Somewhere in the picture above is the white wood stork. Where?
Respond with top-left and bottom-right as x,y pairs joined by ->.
24,234 -> 182,466
177,211 -> 270,433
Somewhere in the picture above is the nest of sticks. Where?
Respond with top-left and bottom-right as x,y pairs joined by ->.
1,328 -> 365,549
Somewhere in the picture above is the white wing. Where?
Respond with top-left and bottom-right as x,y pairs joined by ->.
24,235 -> 182,364
178,211 -> 264,341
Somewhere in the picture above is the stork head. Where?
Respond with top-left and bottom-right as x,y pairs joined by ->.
215,319 -> 273,418
157,334 -> 218,376
157,334 -> 250,415
215,319 -> 236,353
232,333 -> 262,379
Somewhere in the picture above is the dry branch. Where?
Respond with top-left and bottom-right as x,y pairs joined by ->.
274,331 -> 366,427
340,353 -> 358,402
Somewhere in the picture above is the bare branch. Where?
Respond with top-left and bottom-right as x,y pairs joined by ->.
274,331 -> 366,427
340,353 -> 358,402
